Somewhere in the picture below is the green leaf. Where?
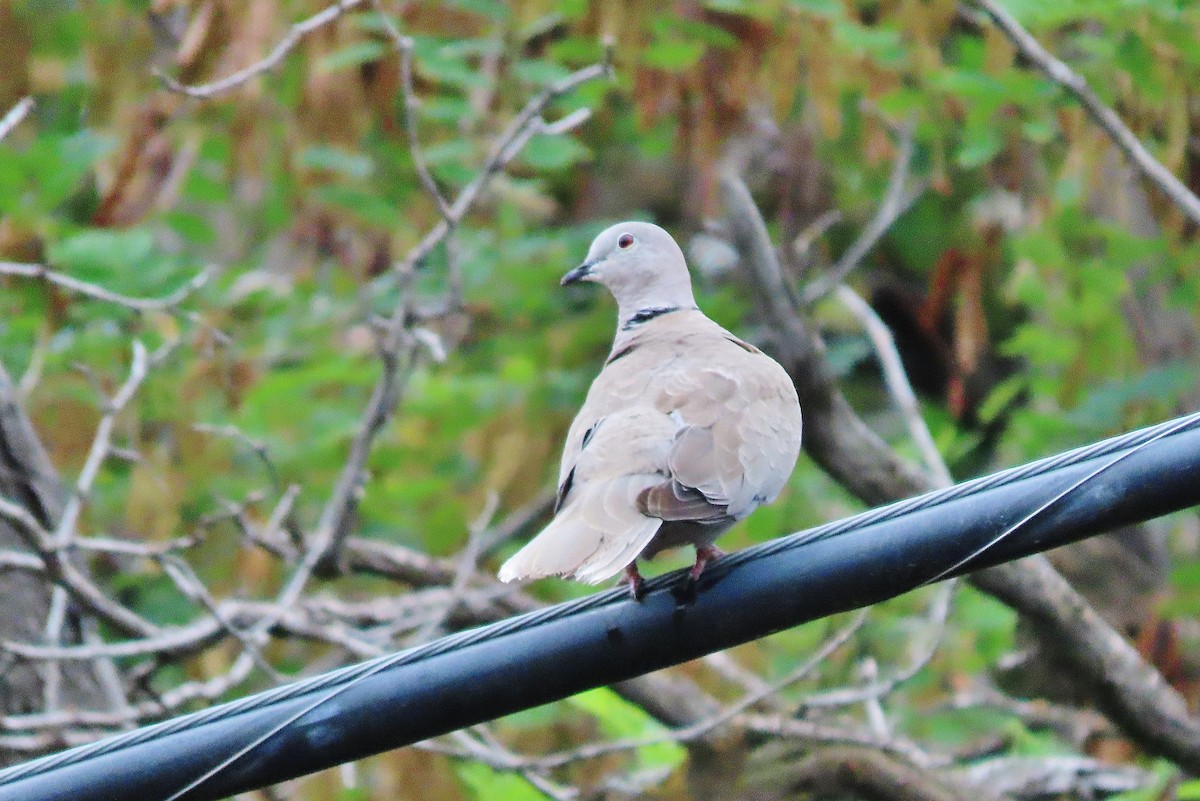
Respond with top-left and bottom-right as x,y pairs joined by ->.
422,96 -> 472,123
643,38 -> 705,70
569,688 -> 686,771
1021,114 -> 1058,143
1116,33 -> 1160,102
957,126 -> 1003,168
834,19 -> 906,64
791,0 -> 846,17
1067,362 -> 1195,429
674,18 -> 739,49
455,762 -> 544,801
312,186 -> 398,228
414,37 -> 490,89
318,41 -> 386,72
161,211 -> 217,245
48,228 -> 155,277
448,0 -> 510,19
520,134 -> 591,171
298,145 -> 374,178
512,59 -> 572,87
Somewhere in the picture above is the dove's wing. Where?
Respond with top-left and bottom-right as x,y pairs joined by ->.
640,323 -> 802,523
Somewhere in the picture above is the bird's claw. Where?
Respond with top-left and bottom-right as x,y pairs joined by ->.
619,563 -> 646,601
688,544 -> 725,583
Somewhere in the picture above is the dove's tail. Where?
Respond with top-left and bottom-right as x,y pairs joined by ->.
498,478 -> 662,585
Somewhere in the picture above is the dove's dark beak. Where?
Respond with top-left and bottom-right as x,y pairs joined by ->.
561,260 -> 597,286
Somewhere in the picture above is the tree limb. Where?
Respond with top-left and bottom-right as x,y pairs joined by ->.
0,98 -> 33,143
967,0 -> 1200,227
720,167 -> 1200,774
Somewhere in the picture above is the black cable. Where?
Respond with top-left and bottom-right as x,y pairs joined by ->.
2,411 -> 1199,801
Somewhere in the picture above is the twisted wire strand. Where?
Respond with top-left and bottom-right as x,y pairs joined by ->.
4,409 -> 1199,789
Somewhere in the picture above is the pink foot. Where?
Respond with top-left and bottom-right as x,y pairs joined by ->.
619,562 -> 646,601
689,545 -> 725,583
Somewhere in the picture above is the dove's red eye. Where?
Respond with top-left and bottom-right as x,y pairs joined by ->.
618,233 -> 635,249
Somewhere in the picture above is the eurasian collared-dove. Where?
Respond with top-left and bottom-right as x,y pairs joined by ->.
498,221 -> 802,598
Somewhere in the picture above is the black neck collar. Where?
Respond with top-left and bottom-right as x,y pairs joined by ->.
621,305 -> 691,331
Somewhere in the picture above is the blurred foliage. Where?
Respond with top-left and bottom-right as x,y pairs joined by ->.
2,0 -> 1200,799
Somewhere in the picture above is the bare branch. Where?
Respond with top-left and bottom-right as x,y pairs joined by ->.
369,0 -> 451,218
0,97 -> 34,143
968,0 -> 1200,227
947,683 -> 1113,749
741,714 -> 941,769
419,608 -> 870,775
156,554 -> 282,680
42,341 -> 157,710
973,556 -> 1200,773
411,491 -> 499,643
748,744 -> 982,801
720,169 -> 932,506
394,56 -> 613,275
953,756 -> 1155,800
0,494 -> 158,637
723,165 -> 1200,777
802,122 -> 925,304
296,56 -> 611,583
448,729 -> 579,801
801,581 -> 954,709
192,423 -> 280,491
835,284 -> 954,488
0,262 -> 210,312
157,0 -> 369,98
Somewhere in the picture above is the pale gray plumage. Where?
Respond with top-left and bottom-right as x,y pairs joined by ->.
498,221 -> 802,591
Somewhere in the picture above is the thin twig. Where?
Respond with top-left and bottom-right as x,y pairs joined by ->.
370,0 -> 452,218
968,0 -> 1200,227
802,122 -> 924,303
451,728 -> 579,801
0,495 -> 159,637
393,57 -> 611,275
156,554 -> 283,681
192,423 -> 280,491
305,56 -> 611,577
157,0 -> 370,98
836,284 -> 953,488
741,714 -> 940,768
43,342 -> 162,711
800,580 -> 955,709
0,96 -> 34,142
0,262 -> 211,312
411,491 -> 499,643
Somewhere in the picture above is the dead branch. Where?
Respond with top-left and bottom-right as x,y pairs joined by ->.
41,341 -> 158,712
720,170 -> 932,506
0,495 -> 159,638
721,166 -> 1200,775
802,122 -> 925,304
0,262 -> 210,312
973,556 -> 1200,773
369,0 -> 451,218
749,744 -> 980,801
836,284 -> 953,487
801,581 -> 954,710
953,755 -> 1154,800
307,56 -> 611,576
0,97 -> 34,143
968,0 -> 1200,227
158,0 -> 369,98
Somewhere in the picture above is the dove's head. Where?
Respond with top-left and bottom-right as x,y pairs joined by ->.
562,221 -> 697,316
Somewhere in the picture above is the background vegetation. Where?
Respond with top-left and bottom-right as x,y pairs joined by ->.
1,0 -> 1199,799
